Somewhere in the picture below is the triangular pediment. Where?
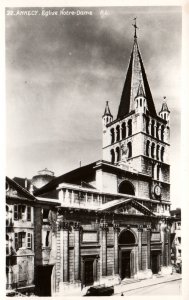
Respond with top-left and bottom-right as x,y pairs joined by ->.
99,198 -> 154,216
6,177 -> 35,202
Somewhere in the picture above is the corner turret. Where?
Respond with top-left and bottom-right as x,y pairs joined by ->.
135,82 -> 147,114
102,101 -> 113,128
159,97 -> 170,123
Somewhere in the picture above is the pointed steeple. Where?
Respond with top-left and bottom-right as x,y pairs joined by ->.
117,21 -> 156,119
159,98 -> 170,113
159,97 -> 170,122
136,81 -> 145,97
103,101 -> 112,117
102,101 -> 113,128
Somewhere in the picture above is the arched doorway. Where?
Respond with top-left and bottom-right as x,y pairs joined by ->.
118,180 -> 135,195
118,230 -> 137,280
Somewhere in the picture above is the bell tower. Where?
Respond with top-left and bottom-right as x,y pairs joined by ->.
102,19 -> 170,199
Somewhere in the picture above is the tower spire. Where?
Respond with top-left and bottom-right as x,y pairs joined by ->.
117,20 -> 157,119
132,17 -> 139,39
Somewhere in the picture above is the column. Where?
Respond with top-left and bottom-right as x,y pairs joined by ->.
63,222 -> 69,282
102,226 -> 107,276
154,121 -> 157,139
71,191 -> 74,206
99,228 -> 103,277
147,226 -> 151,269
59,190 -> 63,203
149,119 -> 152,136
160,220 -> 165,268
55,215 -> 63,291
100,224 -> 108,277
167,227 -> 171,265
113,225 -> 119,275
97,195 -> 100,207
74,223 -> 80,281
65,189 -> 69,204
138,226 -> 143,270
91,194 -> 94,207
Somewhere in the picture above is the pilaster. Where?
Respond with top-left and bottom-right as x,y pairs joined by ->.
113,224 -> 120,275
74,222 -> 80,281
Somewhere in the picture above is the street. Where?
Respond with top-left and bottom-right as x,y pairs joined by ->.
115,280 -> 181,296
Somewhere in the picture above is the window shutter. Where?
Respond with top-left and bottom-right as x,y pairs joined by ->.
27,206 -> 31,221
27,233 -> 32,249
14,205 -> 18,220
15,232 -> 18,250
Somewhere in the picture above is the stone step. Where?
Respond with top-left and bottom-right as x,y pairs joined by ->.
121,278 -> 140,285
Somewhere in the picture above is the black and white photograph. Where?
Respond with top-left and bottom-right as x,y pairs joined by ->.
4,1 -> 186,297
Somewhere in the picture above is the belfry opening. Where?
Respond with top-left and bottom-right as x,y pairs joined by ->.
118,180 -> 135,195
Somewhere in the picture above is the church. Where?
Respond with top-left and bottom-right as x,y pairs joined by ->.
33,21 -> 173,296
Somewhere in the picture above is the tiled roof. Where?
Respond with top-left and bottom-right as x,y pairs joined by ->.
6,176 -> 36,201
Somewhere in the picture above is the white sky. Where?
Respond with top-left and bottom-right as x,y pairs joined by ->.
6,6 -> 181,208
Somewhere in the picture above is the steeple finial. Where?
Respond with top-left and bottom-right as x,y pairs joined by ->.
132,17 -> 139,39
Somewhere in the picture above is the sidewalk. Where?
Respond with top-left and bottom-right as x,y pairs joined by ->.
113,273 -> 182,295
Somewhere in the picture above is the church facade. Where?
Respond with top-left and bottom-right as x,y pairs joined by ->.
33,25 -> 173,296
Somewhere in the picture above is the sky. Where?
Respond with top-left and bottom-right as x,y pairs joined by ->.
6,6 -> 181,208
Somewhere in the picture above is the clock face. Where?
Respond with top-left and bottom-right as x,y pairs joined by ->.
154,185 -> 161,196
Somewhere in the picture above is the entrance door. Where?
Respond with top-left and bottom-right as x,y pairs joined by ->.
151,252 -> 159,274
84,260 -> 94,286
121,251 -> 131,279
36,265 -> 53,296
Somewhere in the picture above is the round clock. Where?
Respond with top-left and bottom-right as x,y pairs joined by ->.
154,185 -> 161,196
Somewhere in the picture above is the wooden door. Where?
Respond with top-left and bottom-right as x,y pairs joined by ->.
121,251 -> 131,279
84,260 -> 94,286
151,252 -> 159,274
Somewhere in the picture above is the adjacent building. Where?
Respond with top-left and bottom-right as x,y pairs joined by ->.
170,208 -> 181,270
6,174 -> 58,296
6,177 -> 35,293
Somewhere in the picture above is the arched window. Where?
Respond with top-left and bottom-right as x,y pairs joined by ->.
110,128 -> 115,144
127,142 -> 132,158
146,116 -> 150,134
118,230 -> 136,244
164,113 -> 166,120
157,165 -> 160,180
151,142 -> 155,159
156,145 -> 160,160
116,147 -> 120,162
122,122 -> 126,139
116,125 -> 120,142
161,147 -> 164,162
110,149 -> 115,164
146,140 -> 150,156
156,123 -> 159,139
128,119 -> 132,136
151,120 -> 155,137
118,180 -> 135,195
140,98 -> 142,107
161,125 -> 164,141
